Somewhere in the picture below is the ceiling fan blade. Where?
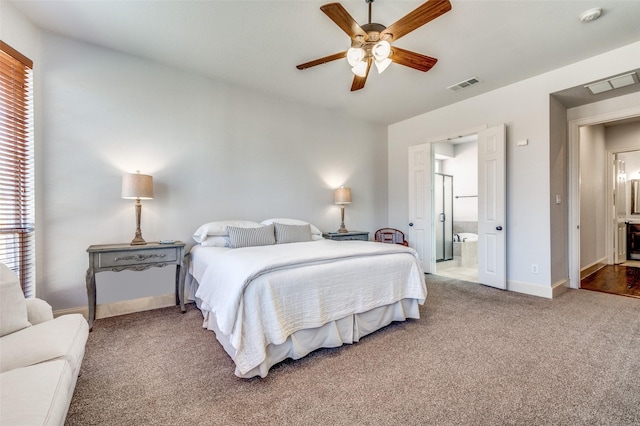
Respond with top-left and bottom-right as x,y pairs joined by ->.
296,51 -> 347,70
350,57 -> 372,91
390,47 -> 438,72
321,3 -> 368,40
380,0 -> 451,42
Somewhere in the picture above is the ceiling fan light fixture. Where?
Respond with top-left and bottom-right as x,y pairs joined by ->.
297,0 -> 452,91
347,47 -> 366,67
375,57 -> 392,74
352,60 -> 368,77
372,40 -> 391,61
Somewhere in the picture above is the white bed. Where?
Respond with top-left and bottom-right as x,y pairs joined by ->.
186,222 -> 426,378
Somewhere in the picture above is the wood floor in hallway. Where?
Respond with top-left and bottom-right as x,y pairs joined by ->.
581,264 -> 640,299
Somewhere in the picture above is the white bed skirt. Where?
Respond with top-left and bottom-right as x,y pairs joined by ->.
202,297 -> 420,378
188,268 -> 420,377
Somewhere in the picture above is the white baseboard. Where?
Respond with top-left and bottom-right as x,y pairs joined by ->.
507,280 -> 553,299
506,278 -> 570,299
580,257 -> 607,280
552,279 -> 570,298
53,293 -> 177,320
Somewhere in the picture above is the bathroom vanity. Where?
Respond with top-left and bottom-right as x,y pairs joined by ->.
628,222 -> 640,260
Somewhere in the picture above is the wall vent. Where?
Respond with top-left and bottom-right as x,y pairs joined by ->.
585,72 -> 639,95
447,77 -> 481,92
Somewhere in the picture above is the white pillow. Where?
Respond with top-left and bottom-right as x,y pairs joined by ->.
260,218 -> 323,239
0,262 -> 31,337
192,220 -> 262,243
200,236 -> 231,247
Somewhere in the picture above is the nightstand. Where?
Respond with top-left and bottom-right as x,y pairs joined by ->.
322,231 -> 369,241
85,241 -> 185,330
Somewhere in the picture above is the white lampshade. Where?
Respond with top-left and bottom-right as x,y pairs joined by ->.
375,57 -> 392,74
372,40 -> 391,61
334,187 -> 352,205
351,61 -> 368,77
122,172 -> 154,200
347,47 -> 365,67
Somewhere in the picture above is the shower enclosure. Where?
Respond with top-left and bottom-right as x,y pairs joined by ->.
435,173 -> 453,262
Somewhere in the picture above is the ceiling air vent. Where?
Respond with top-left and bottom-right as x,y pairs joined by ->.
447,77 -> 481,92
585,72 -> 639,95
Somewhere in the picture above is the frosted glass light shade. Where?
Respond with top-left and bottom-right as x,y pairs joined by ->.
372,40 -> 391,61
347,47 -> 365,67
375,58 -> 392,74
122,173 -> 154,199
351,61 -> 368,77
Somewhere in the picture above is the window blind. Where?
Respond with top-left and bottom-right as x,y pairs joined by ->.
0,41 -> 35,297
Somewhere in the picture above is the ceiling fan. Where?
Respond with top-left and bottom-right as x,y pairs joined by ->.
296,0 -> 452,91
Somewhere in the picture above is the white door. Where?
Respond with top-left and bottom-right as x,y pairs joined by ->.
477,124 -> 507,289
408,143 -> 432,273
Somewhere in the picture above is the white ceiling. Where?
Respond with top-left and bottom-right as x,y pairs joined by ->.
9,0 -> 640,125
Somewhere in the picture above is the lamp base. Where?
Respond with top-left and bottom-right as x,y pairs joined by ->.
130,234 -> 147,245
130,199 -> 147,245
338,204 -> 348,233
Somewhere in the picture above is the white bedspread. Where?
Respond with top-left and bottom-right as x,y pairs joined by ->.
192,239 -> 426,375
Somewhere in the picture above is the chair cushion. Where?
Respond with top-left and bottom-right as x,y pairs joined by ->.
0,314 -> 88,374
1,360 -> 75,426
25,298 -> 54,325
0,262 -> 30,337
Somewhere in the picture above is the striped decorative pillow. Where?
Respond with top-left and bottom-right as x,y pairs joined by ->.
274,223 -> 312,244
227,224 -> 275,248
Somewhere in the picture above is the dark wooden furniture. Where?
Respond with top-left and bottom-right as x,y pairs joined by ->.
628,222 -> 640,260
86,241 -> 185,330
322,231 -> 369,241
374,228 -> 409,246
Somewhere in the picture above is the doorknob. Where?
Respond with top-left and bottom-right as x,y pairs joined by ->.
496,226 -> 503,231
409,223 -> 414,227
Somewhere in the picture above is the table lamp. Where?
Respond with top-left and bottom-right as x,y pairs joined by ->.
122,171 -> 154,245
334,186 -> 351,233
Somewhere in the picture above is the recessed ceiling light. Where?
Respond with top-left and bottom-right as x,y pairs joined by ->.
580,8 -> 602,22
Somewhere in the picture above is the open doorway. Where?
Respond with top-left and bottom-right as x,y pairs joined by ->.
432,135 -> 479,283
408,124 -> 506,289
573,117 -> 640,297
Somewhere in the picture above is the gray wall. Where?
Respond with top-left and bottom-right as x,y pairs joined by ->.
4,4 -> 388,311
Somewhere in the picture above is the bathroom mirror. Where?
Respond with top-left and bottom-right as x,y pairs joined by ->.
632,180 -> 640,215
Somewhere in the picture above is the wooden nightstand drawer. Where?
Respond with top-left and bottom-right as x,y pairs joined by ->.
97,247 -> 179,268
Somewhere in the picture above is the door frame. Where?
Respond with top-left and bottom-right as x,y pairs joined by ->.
567,106 -> 640,288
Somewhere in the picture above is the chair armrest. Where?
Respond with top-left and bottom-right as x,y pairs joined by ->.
25,298 -> 54,325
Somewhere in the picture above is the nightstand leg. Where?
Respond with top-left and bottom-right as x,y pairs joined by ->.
85,268 -> 96,331
175,264 -> 185,313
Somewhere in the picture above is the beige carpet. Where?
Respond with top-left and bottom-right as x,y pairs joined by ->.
66,276 -> 640,425
621,260 -> 640,267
